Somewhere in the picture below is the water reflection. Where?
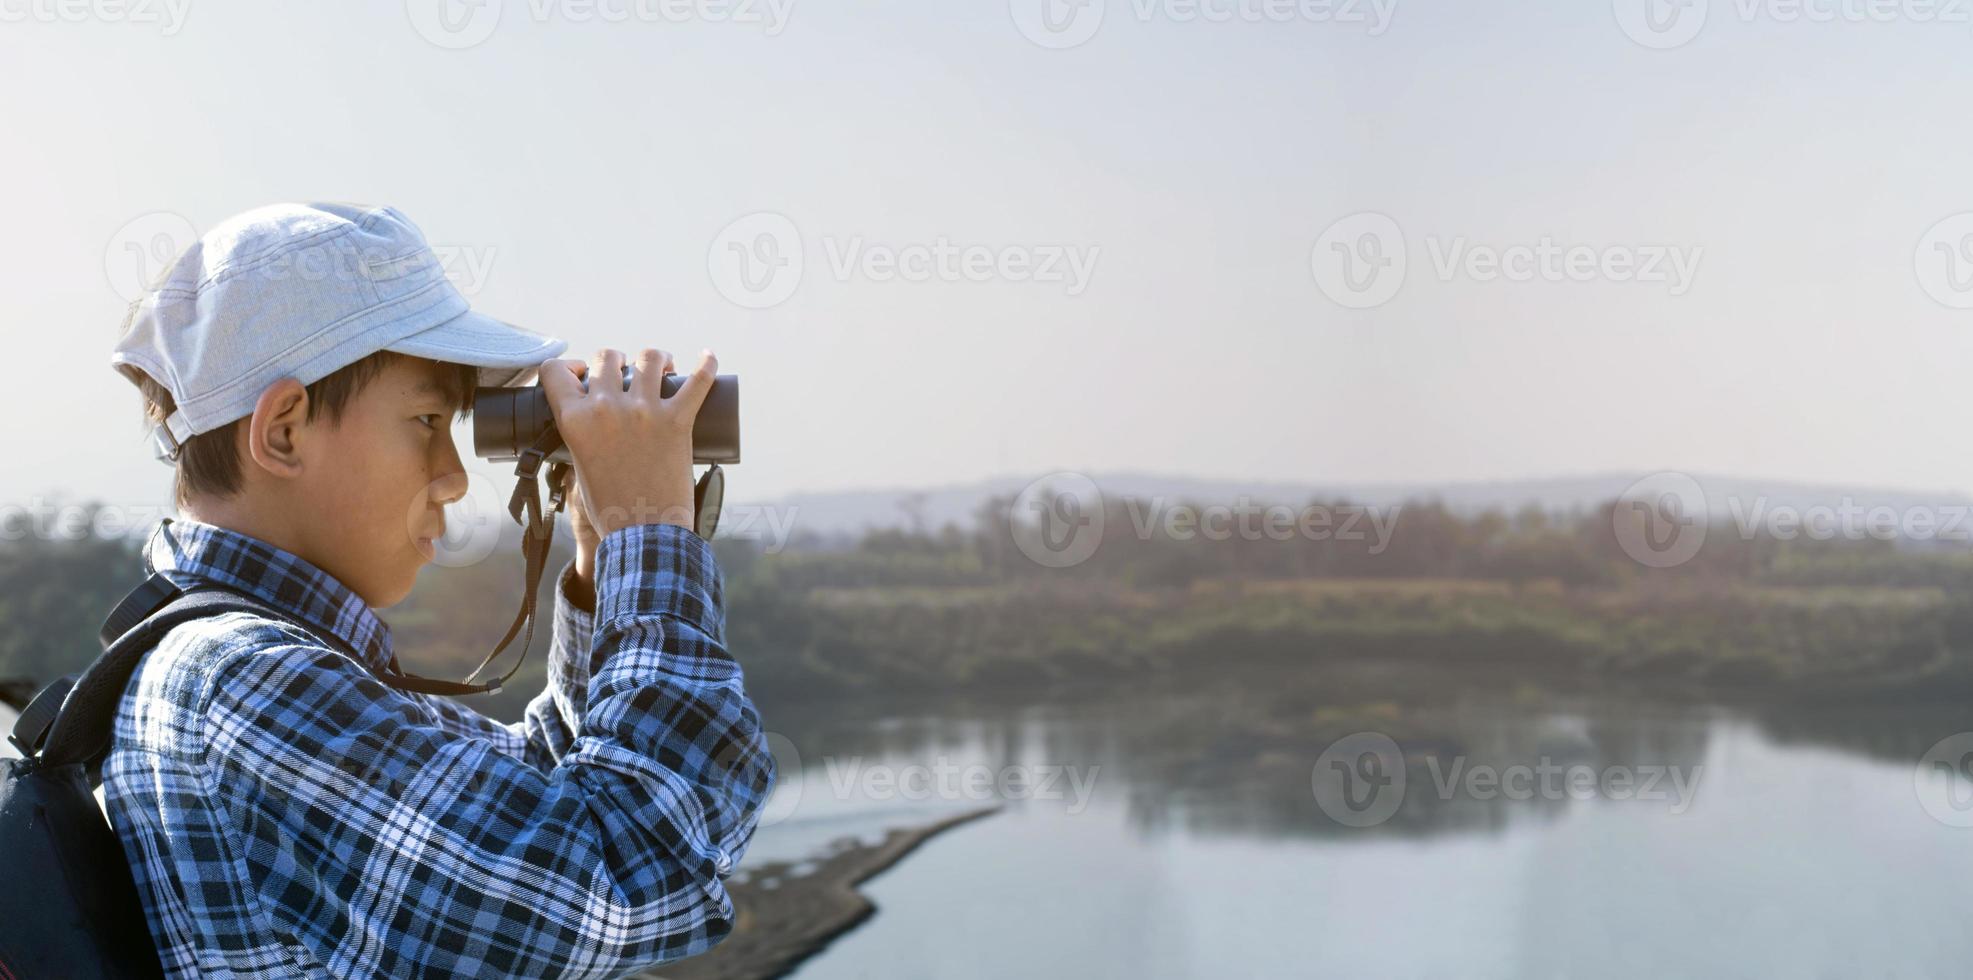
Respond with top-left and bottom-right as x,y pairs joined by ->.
753,666 -> 1803,842
747,668 -> 1973,979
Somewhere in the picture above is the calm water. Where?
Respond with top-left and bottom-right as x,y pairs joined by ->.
743,675 -> 1973,980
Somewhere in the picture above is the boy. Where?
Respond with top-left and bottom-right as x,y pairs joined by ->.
102,202 -> 774,977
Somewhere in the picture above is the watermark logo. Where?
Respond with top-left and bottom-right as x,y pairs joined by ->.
1312,732 -> 1406,827
105,211 -> 198,303
1312,212 -> 1407,310
1613,0 -> 1709,49
409,0 -> 792,48
1916,212 -> 1973,310
407,0 -> 502,48
1314,732 -> 1705,828
0,499 -> 172,542
708,212 -> 1100,308
412,471 -> 508,568
751,732 -> 803,826
1612,472 -> 1973,568
1916,733 -> 1973,827
1122,498 -> 1400,551
1312,214 -> 1702,308
1012,0 -> 1396,48
710,211 -> 801,307
1010,0 -> 1104,48
1617,0 -> 1971,48
1011,472 -> 1107,568
709,211 -> 805,309
351,241 -> 500,295
1421,755 -> 1703,814
824,756 -> 1102,814
1613,471 -> 1709,569
819,237 -> 1100,296
426,244 -> 500,296
1421,236 -> 1704,296
0,0 -> 191,34
106,211 -> 498,302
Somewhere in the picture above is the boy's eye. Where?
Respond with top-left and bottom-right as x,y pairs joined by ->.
416,414 -> 442,430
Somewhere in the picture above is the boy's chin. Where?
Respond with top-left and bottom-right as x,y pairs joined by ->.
368,563 -> 425,610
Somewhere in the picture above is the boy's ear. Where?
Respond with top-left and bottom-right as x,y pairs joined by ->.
244,378 -> 312,479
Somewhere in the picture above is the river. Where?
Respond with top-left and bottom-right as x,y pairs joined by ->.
743,675 -> 1973,979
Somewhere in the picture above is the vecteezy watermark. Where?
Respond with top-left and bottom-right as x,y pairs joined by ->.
748,732 -> 803,827
707,211 -> 1100,309
1122,497 -> 1401,552
106,211 -> 200,303
406,0 -> 793,50
1418,754 -> 1703,813
1309,212 -> 1406,310
414,471 -> 506,569
1612,0 -> 1711,48
1310,732 -> 1406,827
818,237 -> 1100,296
1010,0 -> 1396,50
104,211 -> 500,302
0,0 -> 191,34
700,502 -> 803,553
1311,212 -> 1705,309
1010,472 -> 1108,568
823,756 -> 1103,815
1612,471 -> 1710,569
239,240 -> 501,294
1312,731 -> 1704,828
1008,473 -> 1401,568
707,212 -> 803,310
1614,470 -> 1973,568
1916,212 -> 1973,310
1915,733 -> 1973,827
1614,0 -> 1971,50
0,499 -> 173,543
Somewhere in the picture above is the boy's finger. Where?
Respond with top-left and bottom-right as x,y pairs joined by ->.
670,349 -> 719,416
632,348 -> 673,400
588,348 -> 626,399
537,358 -> 585,411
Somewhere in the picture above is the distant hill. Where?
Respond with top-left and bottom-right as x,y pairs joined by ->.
22,471 -> 1973,551
728,471 -> 1973,541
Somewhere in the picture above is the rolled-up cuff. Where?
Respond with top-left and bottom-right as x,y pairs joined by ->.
593,522 -> 724,642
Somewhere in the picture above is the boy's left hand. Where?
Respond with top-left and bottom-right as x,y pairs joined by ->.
564,466 -> 601,595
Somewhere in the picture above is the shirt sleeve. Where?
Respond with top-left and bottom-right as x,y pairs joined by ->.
418,558 -> 601,771
196,523 -> 775,977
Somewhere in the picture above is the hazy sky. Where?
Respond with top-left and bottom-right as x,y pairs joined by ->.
6,0 -> 1973,518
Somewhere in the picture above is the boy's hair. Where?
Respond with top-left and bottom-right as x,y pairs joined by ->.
130,351 -> 479,509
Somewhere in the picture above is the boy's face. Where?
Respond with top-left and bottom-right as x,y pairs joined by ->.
289,356 -> 469,608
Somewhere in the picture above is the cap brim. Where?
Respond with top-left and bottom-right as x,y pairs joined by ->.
383,308 -> 568,388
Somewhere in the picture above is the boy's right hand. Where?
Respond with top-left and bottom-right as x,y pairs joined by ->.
538,347 -> 718,538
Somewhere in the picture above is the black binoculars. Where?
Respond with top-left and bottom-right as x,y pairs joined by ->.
471,368 -> 740,465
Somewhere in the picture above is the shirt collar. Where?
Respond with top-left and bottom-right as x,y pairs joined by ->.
142,516 -> 395,675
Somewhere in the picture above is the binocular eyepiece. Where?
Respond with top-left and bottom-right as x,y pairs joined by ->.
471,367 -> 740,465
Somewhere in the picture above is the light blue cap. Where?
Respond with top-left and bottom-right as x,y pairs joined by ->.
109,202 -> 568,463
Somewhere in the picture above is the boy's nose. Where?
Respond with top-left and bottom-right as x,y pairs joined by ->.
429,470 -> 470,507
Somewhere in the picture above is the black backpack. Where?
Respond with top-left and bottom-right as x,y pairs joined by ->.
1,573 -> 291,980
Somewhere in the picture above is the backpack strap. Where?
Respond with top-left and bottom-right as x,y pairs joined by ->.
6,574 -> 200,758
10,560 -> 540,769
26,575 -> 289,771
8,674 -> 75,758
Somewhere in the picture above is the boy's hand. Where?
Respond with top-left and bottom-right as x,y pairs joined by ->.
538,347 -> 718,540
563,467 -> 601,595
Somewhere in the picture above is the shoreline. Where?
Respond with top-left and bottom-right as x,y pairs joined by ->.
644,805 -> 1002,980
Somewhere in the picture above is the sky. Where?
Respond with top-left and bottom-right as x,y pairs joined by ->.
5,0 -> 1973,522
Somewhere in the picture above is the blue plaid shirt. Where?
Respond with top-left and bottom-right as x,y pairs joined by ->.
103,516 -> 775,978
